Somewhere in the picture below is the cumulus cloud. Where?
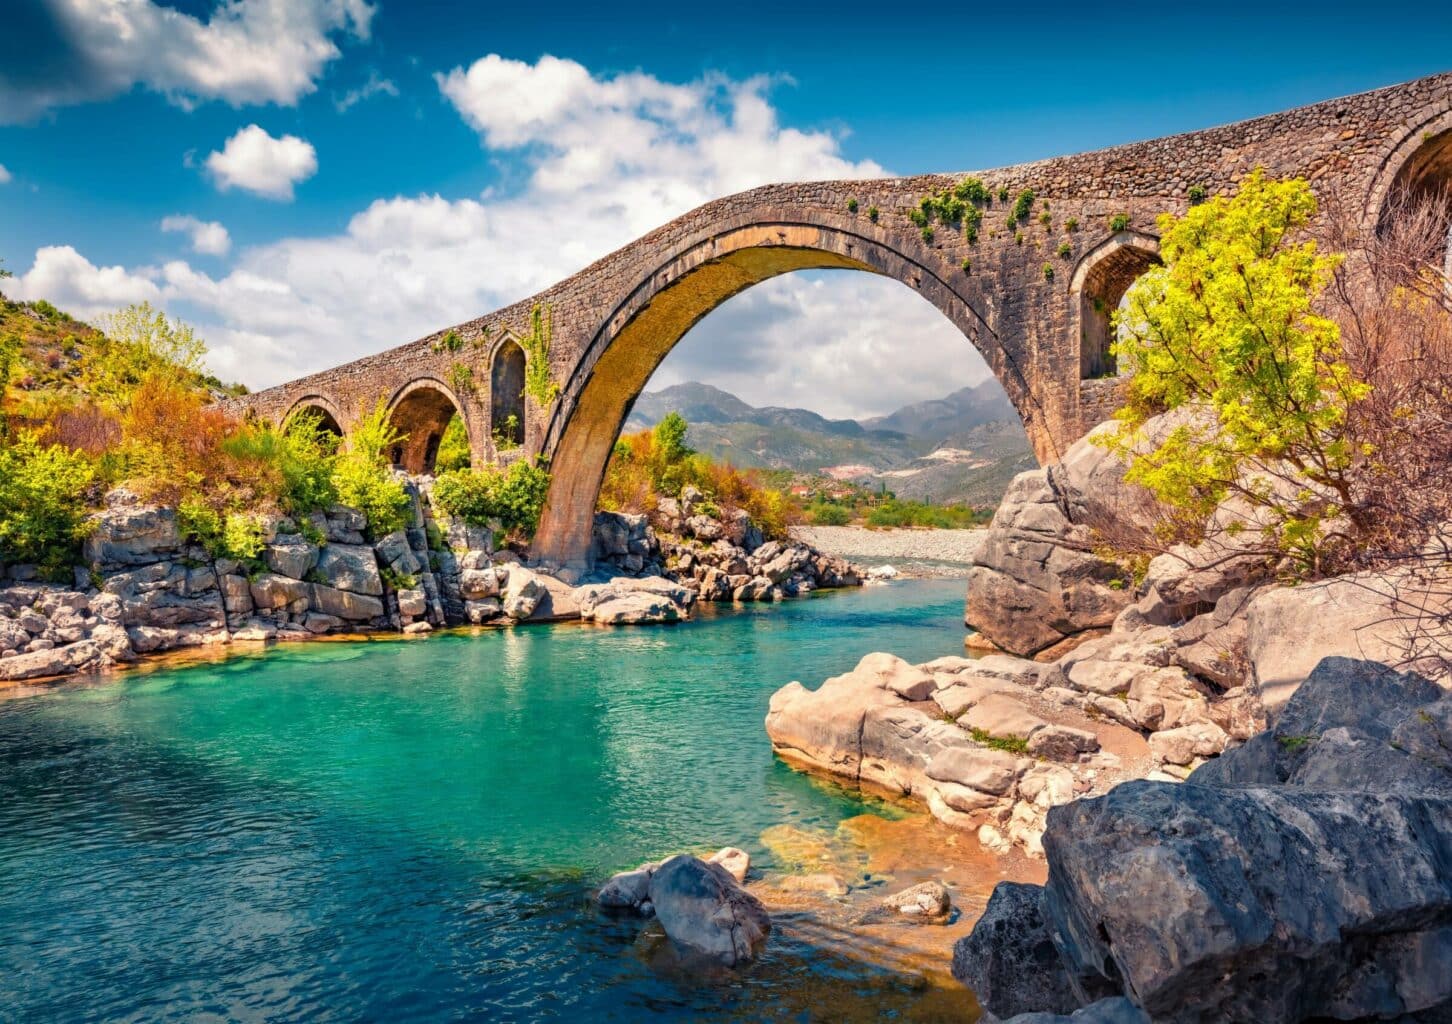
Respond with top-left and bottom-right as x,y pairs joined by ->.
5,246 -> 161,321
161,214 -> 232,256
0,163 -> 11,184
0,0 -> 374,124
205,125 -> 317,200
10,55 -> 993,414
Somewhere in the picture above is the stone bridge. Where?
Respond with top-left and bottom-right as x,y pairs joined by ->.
228,71 -> 1452,568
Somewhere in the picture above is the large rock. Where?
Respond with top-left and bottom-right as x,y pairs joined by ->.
1245,568 -> 1450,716
952,882 -> 1083,1018
1040,781 -> 1452,1022
964,470 -> 1133,656
0,639 -> 104,681
577,576 -> 693,625
249,573 -> 311,611
765,654 -> 908,781
646,854 -> 770,966
500,566 -> 547,619
309,584 -> 384,622
314,544 -> 384,597
264,537 -> 318,580
83,498 -> 182,567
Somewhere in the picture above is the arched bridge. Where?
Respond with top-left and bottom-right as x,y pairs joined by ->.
228,72 -> 1452,568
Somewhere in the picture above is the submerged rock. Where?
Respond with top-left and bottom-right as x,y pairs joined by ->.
646,855 -> 770,967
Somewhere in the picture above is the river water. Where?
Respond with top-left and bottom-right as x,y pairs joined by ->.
0,580 -> 986,1022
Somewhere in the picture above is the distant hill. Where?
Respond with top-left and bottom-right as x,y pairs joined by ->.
859,380 -> 1018,439
623,380 -> 1033,507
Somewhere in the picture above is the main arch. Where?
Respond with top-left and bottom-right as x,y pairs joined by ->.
529,219 -> 1030,566
222,71 -> 1452,569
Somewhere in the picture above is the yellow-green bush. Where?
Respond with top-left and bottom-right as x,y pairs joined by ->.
0,431 -> 96,577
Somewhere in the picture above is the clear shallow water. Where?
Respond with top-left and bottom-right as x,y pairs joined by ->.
0,581 -> 973,1022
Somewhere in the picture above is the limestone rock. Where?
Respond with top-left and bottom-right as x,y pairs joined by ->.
83,500 -> 182,568
0,639 -> 104,681
647,855 -> 770,966
1027,724 -> 1100,761
314,543 -> 384,597
264,537 -> 318,580
1245,569 -> 1450,716
706,847 -> 750,883
960,693 -> 1047,740
396,588 -> 428,618
249,573 -> 311,611
1146,720 -> 1229,766
925,746 -> 1024,796
463,598 -> 503,624
952,882 -> 1082,1019
597,867 -> 654,911
309,584 -> 384,622
874,881 -> 952,924
499,566 -> 547,619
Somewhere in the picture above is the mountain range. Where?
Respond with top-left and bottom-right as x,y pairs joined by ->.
624,381 -> 1035,507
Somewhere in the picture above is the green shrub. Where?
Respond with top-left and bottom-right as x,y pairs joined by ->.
1109,212 -> 1131,232
177,495 -> 222,550
432,329 -> 463,353
1188,184 -> 1208,205
449,361 -> 475,397
437,415 -> 472,472
333,401 -> 411,536
221,512 -> 266,562
961,258 -> 972,274
522,303 -> 560,406
867,205 -> 879,222
434,459 -> 551,536
1058,241 -> 1073,258
0,432 -> 96,576
1010,188 -> 1036,222
1043,262 -> 1055,281
806,501 -> 851,526
846,197 -> 859,213
921,225 -> 935,244
1065,217 -> 1079,232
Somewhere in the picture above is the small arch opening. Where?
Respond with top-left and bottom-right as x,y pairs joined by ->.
1077,238 -> 1161,379
1379,127 -> 1452,274
386,383 -> 464,475
491,339 -> 527,450
285,404 -> 343,440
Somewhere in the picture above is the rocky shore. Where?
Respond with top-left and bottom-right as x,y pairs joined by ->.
764,412 -> 1450,1017
0,482 -> 862,685
790,525 -> 988,572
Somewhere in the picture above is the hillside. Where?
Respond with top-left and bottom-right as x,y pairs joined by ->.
624,380 -> 1033,507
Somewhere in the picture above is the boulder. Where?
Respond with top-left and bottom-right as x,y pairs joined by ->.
925,746 -> 1025,796
83,500 -> 182,567
853,651 -> 937,701
1245,569 -> 1450,716
264,538 -> 318,580
597,866 -> 654,911
952,882 -> 1083,1018
314,544 -> 384,597
646,854 -> 770,966
396,588 -> 428,618
706,847 -> 750,884
965,470 -> 1133,656
960,694 -> 1047,740
873,881 -> 952,924
458,567 -> 500,600
501,567 -> 547,620
463,598 -> 503,624
1027,724 -> 1100,761
309,584 -> 385,622
249,573 -> 311,611
1040,780 -> 1452,1022
0,639 -> 104,681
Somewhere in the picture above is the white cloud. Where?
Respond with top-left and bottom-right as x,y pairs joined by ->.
161,215 -> 232,256
0,0 -> 375,123
334,68 -> 398,113
205,125 -> 317,200
10,56 -> 992,416
0,163 -> 11,184
5,246 -> 161,322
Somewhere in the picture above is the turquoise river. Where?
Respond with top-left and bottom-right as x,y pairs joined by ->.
0,579 -> 1000,1022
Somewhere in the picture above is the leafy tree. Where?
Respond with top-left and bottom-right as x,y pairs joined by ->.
653,411 -> 692,465
1100,170 -> 1367,568
89,302 -> 209,406
437,414 -> 472,471
434,460 -> 551,537
0,432 -> 96,575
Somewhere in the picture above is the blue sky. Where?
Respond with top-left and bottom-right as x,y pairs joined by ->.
2,0 -> 1450,416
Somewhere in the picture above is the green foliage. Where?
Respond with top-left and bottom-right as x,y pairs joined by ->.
434,459 -> 551,537
969,727 -> 1029,754
437,415 -> 472,472
333,401 -> 411,537
70,302 -> 222,409
863,499 -> 991,529
1108,212 -> 1131,232
223,412 -> 341,515
449,361 -> 475,397
805,500 -> 851,526
1043,262 -> 1055,281
1038,211 -> 1052,227
0,332 -> 19,438
961,258 -> 972,274
1057,241 -> 1073,258
177,495 -> 222,550
381,566 -> 417,591
1099,170 -> 1364,568
30,299 -> 60,320
911,179 -> 988,244
220,512 -> 266,562
0,432 -> 96,575
996,185 -> 1010,203
846,197 -> 858,213
1188,184 -> 1208,205
491,414 -> 521,452
1277,733 -> 1316,752
921,225 -> 935,244
1010,188 -> 1035,223
522,303 -> 561,407
1065,217 -> 1079,232
654,411 -> 692,465
432,329 -> 463,353
867,205 -> 879,222
1014,231 -> 1024,245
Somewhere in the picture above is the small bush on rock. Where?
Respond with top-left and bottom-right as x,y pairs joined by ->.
434,460 -> 551,537
0,431 -> 95,576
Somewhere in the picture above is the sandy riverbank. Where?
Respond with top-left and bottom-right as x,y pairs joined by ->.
789,526 -> 986,577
